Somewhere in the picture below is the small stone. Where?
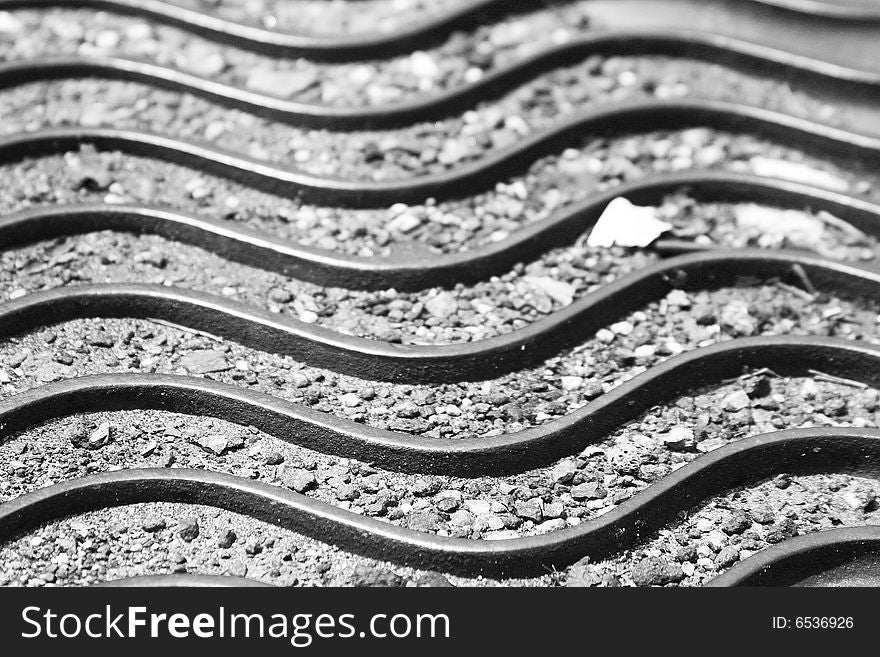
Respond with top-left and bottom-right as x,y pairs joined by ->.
800,379 -> 819,399
534,519 -> 566,534
560,376 -> 583,391
291,372 -> 311,388
387,212 -> 421,233
0,11 -> 24,33
336,482 -> 360,501
722,390 -> 750,412
414,572 -> 453,587
88,423 -> 112,449
571,482 -> 606,500
194,434 -> 229,456
705,530 -> 728,551
397,401 -> 420,419
631,557 -> 685,586
340,393 -> 361,408
409,51 -> 440,78
750,503 -> 775,524
514,499 -> 543,522
179,350 -> 230,374
347,564 -> 405,587
438,139 -> 470,165
715,546 -> 741,567
407,510 -> 441,532
596,328 -> 615,343
264,452 -> 284,465
610,320 -> 634,336
448,510 -> 474,527
87,331 -> 116,348
177,517 -> 200,542
217,530 -> 237,549
141,517 -> 166,533
665,289 -> 691,308
720,300 -> 756,336
841,488 -> 876,511
34,362 -> 71,383
660,426 -> 693,451
766,518 -> 797,544
268,288 -> 293,303
285,469 -> 316,493
463,499 -> 491,516
721,510 -> 752,535
425,292 -> 458,318
551,460 -> 577,484
411,478 -> 441,496
524,276 -> 575,307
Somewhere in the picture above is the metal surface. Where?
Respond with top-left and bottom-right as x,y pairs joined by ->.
3,337 -> 880,476
2,249 -> 879,383
3,171 -> 880,291
2,98 -> 880,208
707,527 -> 880,586
2,29 -> 880,130
1,0 -> 879,60
3,0 -> 880,586
2,427 -> 880,578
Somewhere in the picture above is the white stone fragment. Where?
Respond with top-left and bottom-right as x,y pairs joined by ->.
587,198 -> 672,248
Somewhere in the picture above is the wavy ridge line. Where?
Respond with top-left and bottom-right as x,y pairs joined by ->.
1,99 -> 878,207
3,171 -> 880,291
0,0 -> 877,59
2,427 -> 880,577
5,336 -> 880,474
707,527 -> 880,586
4,30 -> 880,130
3,250 -> 880,383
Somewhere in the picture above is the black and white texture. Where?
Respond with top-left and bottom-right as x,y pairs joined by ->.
1,0 -> 880,587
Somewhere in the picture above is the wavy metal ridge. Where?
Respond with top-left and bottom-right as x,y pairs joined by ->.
707,527 -> 880,586
3,171 -> 879,291
3,250 -> 880,383
5,336 -> 880,474
4,29 -> 880,130
0,0 -> 878,60
1,99 -> 879,207
2,427 -> 880,577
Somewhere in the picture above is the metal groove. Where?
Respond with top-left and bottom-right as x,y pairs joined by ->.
2,427 -> 880,577
6,337 -> 880,475
706,527 -> 880,586
4,30 -> 880,130
0,0 -> 877,60
3,250 -> 880,383
1,99 -> 879,207
3,171 -> 879,291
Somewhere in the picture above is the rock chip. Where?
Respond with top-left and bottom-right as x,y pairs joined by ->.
722,390 -> 750,412
179,350 -> 230,374
177,516 -> 200,542
285,469 -> 317,493
631,557 -> 685,586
